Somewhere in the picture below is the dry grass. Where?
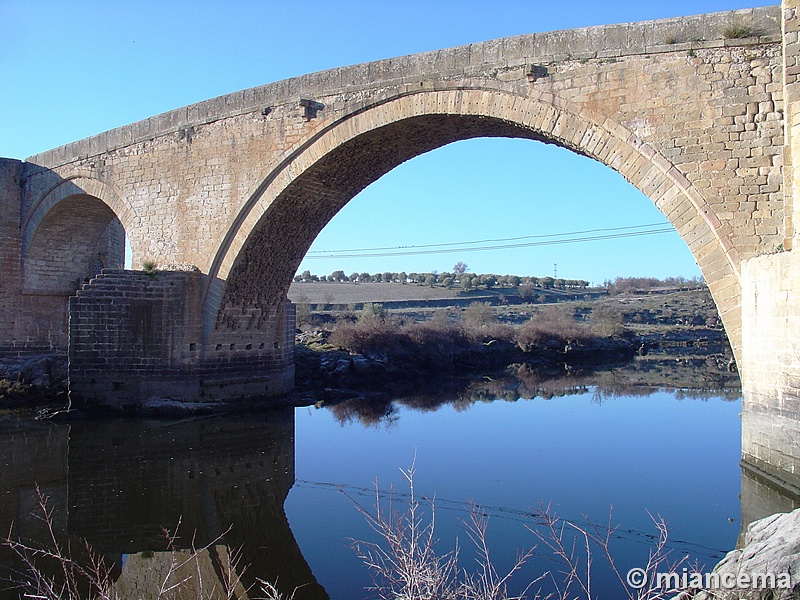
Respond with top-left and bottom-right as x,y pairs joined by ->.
722,22 -> 754,39
346,463 -> 537,600
3,487 -> 293,600
289,282 -> 463,304
347,465 -> 696,600
327,301 -> 625,372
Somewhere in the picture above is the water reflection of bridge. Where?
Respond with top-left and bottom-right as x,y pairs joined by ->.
0,404 -> 797,599
0,410 -> 327,600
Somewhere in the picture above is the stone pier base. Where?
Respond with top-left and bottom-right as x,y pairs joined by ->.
68,269 -> 295,410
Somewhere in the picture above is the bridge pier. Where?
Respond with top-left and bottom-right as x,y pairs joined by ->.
740,251 -> 800,491
68,269 -> 295,410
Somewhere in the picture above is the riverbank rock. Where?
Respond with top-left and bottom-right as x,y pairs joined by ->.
0,352 -> 68,408
681,508 -> 800,599
0,353 -> 67,388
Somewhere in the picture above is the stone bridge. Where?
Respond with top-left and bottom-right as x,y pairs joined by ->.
2,4 -> 800,487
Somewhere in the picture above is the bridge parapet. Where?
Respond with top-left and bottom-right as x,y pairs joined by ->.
24,7 -> 780,171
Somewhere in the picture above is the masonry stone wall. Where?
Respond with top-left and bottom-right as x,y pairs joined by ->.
740,249 -> 800,488
67,269 -> 295,407
0,159 -> 23,351
740,0 -> 800,487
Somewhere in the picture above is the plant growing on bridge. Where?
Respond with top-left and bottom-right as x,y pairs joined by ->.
722,22 -> 754,39
142,259 -> 157,277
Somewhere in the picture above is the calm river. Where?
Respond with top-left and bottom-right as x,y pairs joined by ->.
0,384 -> 784,599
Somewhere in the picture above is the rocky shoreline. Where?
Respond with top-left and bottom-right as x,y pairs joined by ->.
678,508 -> 800,599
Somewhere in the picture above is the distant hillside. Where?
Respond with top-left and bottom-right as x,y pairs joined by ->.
287,281 -> 592,307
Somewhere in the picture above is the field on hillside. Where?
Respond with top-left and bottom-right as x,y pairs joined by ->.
287,281 -> 578,305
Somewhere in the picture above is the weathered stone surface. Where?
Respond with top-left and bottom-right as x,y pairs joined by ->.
685,508 -> 800,599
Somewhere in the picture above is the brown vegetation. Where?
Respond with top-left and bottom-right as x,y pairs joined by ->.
326,302 -> 631,377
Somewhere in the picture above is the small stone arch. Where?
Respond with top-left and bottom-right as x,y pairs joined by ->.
22,175 -> 138,255
204,88 -> 743,360
19,176 -> 136,348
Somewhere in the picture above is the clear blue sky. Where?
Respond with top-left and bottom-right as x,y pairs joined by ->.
1,0 -> 774,285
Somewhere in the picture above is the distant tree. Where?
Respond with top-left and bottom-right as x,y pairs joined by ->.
541,276 -> 555,289
331,270 -> 346,282
481,274 -> 498,289
519,282 -> 536,300
461,277 -> 475,292
408,272 -> 419,284
417,274 -> 428,285
508,275 -> 521,288
358,302 -> 386,324
310,274 -> 320,282
383,272 -> 394,283
453,261 -> 469,275
349,272 -> 359,282
463,301 -> 497,329
554,278 -> 565,289
442,277 -> 453,288
301,270 -> 312,282
294,275 -> 302,282
399,271 -> 408,284
359,272 -> 372,283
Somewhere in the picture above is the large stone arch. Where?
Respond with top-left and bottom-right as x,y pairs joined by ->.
205,88 -> 743,360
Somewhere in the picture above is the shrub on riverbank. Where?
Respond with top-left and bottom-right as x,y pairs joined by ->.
328,302 -> 625,372
515,305 -> 594,351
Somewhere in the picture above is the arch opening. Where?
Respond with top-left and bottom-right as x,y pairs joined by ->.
295,136 -> 702,283
202,88 -> 741,360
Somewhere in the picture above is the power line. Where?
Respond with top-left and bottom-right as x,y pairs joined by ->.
303,227 -> 675,260
307,222 -> 672,255
295,478 -> 728,559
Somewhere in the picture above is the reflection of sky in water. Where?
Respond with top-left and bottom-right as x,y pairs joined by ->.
286,390 -> 742,599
